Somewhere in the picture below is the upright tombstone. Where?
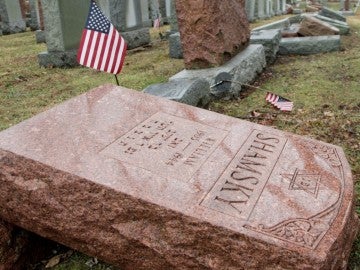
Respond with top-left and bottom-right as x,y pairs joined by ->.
245,0 -> 256,22
257,0 -> 266,19
0,0 -> 26,34
273,0 -> 282,15
29,0 -> 40,31
96,0 -> 151,50
38,0 -> 90,68
176,0 -> 250,69
0,84 -> 358,269
159,0 -> 172,23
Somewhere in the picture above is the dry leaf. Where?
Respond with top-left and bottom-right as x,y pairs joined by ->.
324,111 -> 334,117
45,255 -> 61,268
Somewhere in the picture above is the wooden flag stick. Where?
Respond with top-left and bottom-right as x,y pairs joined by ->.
114,75 -> 120,86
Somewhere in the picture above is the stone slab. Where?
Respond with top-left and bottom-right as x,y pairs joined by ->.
252,17 -> 290,31
298,15 -> 339,36
170,44 -> 266,97
250,29 -> 282,64
143,79 -> 210,107
319,6 -> 346,22
278,35 -> 341,55
35,29 -> 46,44
121,27 -> 150,50
0,84 -> 358,269
314,14 -> 350,35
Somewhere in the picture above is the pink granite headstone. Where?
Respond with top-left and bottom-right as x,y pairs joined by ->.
0,85 -> 358,269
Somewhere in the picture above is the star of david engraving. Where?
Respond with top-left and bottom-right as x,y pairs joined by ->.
282,169 -> 321,198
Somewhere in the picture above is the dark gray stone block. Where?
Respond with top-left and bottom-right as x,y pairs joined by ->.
169,32 -> 183,59
38,50 -> 78,68
278,35 -> 341,55
143,79 -> 210,107
250,29 -> 281,64
319,7 -> 346,22
122,28 -> 150,50
35,30 -> 46,43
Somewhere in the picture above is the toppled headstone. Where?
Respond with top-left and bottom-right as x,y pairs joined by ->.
0,84 -> 358,269
281,23 -> 301,37
298,15 -> 339,36
169,32 -> 183,59
306,5 -> 320,12
319,6 -> 346,22
279,35 -> 341,55
143,78 -> 210,107
170,45 -> 266,97
176,0 -> 250,69
314,14 -> 350,35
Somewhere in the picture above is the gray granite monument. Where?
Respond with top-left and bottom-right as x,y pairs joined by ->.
0,0 -> 26,34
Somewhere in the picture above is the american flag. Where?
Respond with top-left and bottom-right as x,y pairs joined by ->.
153,16 -> 161,28
77,1 -> 127,75
265,92 -> 294,111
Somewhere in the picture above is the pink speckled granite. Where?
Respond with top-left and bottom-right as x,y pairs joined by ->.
0,84 -> 358,269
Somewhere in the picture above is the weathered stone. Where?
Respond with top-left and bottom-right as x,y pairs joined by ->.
170,45 -> 266,97
298,15 -> 339,36
38,50 -> 78,68
175,0 -> 250,69
121,28 -> 150,50
0,84 -> 358,270
305,5 -> 320,12
279,35 -> 341,55
35,29 -> 46,43
169,32 -> 183,59
0,0 -> 26,34
319,6 -> 346,22
143,78 -> 210,107
252,17 -> 290,31
250,29 -> 282,64
314,14 -> 350,35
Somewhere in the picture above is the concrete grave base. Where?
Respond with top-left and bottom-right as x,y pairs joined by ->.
35,30 -> 46,44
143,79 -> 210,107
279,35 -> 341,55
0,84 -> 358,269
170,45 -> 266,97
121,28 -> 151,50
38,50 -> 78,68
1,20 -> 26,35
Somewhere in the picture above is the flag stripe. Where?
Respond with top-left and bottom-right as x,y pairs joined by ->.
265,92 -> 293,112
104,27 -> 117,73
113,38 -> 127,74
93,34 -> 106,70
89,31 -> 101,68
78,29 -> 91,66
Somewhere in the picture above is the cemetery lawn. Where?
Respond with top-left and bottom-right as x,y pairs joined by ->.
0,12 -> 360,270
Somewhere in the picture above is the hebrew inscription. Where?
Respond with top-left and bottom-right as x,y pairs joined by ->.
201,130 -> 287,220
101,112 -> 228,181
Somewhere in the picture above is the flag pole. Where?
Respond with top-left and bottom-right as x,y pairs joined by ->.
114,75 -> 120,86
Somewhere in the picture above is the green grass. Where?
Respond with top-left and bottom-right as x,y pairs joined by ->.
1,5 -> 360,270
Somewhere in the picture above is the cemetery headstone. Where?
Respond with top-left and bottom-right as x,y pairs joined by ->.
29,0 -> 40,31
245,0 -> 256,22
175,0 -> 250,69
0,84 -> 358,269
96,0 -> 150,50
0,0 -> 26,34
38,0 -> 90,68
257,0 -> 266,19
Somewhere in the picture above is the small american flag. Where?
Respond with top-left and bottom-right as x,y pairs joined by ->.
153,16 -> 161,28
265,92 -> 294,111
77,1 -> 127,75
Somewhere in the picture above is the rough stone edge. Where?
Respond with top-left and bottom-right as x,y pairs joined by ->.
0,148 -> 357,270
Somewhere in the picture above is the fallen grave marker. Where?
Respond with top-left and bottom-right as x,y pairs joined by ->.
0,84 -> 358,269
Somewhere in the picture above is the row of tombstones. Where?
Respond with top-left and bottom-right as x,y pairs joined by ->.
0,0 -> 344,67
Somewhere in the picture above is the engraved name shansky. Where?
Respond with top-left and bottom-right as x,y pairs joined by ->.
202,130 -> 287,220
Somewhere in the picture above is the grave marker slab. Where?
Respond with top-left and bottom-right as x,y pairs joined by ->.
0,0 -> 26,34
176,0 -> 250,69
0,85 -> 358,270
